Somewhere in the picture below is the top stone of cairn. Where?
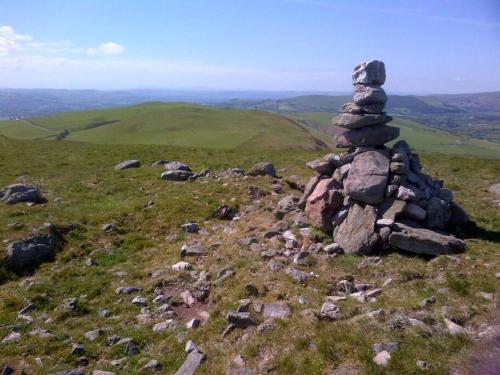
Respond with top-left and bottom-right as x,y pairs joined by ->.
352,60 -> 386,86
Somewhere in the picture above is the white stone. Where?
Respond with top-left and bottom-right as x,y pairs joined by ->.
172,261 -> 192,271
373,350 -> 391,366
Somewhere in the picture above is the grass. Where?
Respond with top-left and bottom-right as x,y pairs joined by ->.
289,112 -> 500,159
0,136 -> 498,374
0,103 -> 328,150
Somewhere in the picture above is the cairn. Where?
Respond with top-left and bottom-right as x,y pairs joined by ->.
299,60 -> 470,256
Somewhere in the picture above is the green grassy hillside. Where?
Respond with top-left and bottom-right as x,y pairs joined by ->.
0,136 -> 498,374
289,112 -> 500,159
0,103 -> 327,151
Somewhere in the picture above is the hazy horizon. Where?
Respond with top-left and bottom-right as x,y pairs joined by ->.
1,0 -> 500,93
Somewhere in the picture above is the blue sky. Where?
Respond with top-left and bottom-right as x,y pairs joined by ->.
1,0 -> 499,93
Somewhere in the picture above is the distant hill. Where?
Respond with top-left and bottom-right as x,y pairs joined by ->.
220,92 -> 500,142
0,102 -> 329,151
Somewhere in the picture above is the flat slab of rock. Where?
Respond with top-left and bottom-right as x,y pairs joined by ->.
352,60 -> 386,85
344,150 -> 390,205
174,349 -> 205,375
261,303 -> 291,320
389,223 -> 466,256
353,84 -> 387,106
332,113 -> 392,129
379,198 -> 407,221
335,125 -> 399,148
334,204 -> 378,254
114,160 -> 140,170
248,162 -> 276,177
0,183 -> 45,204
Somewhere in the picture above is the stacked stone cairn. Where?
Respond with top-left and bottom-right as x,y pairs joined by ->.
299,60 -> 470,256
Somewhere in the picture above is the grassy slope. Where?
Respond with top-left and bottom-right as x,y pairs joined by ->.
0,120 -> 51,139
0,137 -> 498,374
289,112 -> 500,159
0,103 -> 326,150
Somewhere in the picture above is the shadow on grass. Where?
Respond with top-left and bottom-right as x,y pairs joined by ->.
461,222 -> 500,243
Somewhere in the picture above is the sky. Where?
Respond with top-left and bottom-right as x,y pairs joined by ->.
0,0 -> 499,93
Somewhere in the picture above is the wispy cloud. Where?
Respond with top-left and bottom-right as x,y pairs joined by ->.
284,0 -> 500,28
87,42 -> 125,56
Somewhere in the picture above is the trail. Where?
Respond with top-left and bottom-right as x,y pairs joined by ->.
19,119 -> 57,133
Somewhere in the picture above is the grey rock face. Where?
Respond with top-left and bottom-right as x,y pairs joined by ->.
353,84 -> 387,106
389,223 -> 465,255
345,150 -> 390,205
160,170 -> 194,181
335,125 -> 399,148
248,162 -> 276,177
332,113 -> 392,129
298,175 -> 321,209
334,203 -> 378,254
164,161 -> 191,172
1,183 -> 45,205
114,160 -> 140,170
352,60 -> 386,85
285,267 -> 309,284
5,225 -> 64,273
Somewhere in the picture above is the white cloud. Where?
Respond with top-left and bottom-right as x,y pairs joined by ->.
87,42 -> 125,56
0,25 -> 32,56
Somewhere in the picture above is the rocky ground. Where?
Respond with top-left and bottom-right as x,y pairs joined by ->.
0,137 -> 498,375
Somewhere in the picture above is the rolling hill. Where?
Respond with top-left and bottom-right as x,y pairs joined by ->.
0,103 -> 328,151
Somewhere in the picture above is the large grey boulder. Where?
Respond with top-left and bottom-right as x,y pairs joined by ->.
344,150 -> 390,205
164,162 -> 191,172
160,170 -> 194,181
5,224 -> 65,273
0,183 -> 45,204
298,175 -> 321,209
332,113 -> 392,129
248,162 -> 276,177
334,204 -> 379,254
114,160 -> 140,170
335,125 -> 399,148
389,223 -> 465,256
352,60 -> 386,85
353,84 -> 387,106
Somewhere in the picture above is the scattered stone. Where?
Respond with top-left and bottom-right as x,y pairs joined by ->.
416,360 -> 431,370
152,319 -> 175,332
58,297 -> 78,312
420,296 -> 436,308
373,351 -> 391,367
98,308 -> 110,318
29,327 -> 54,338
143,359 -> 162,371
186,319 -> 201,329
181,223 -> 198,233
124,341 -> 140,356
226,311 -> 256,328
1,332 -> 20,343
161,170 -> 194,181
164,162 -> 191,172
444,318 -> 466,335
172,261 -> 192,271
180,290 -> 195,306
320,302 -> 341,320
477,292 -> 493,300
85,257 -> 97,266
212,204 -> 237,220
173,347 -> 205,375
0,183 -> 45,204
114,160 -> 140,170
131,296 -> 147,306
285,267 -> 308,284
19,303 -> 35,315
84,329 -> 102,341
180,243 -> 205,257
261,303 -> 291,320
115,286 -> 142,295
248,162 -> 276,177
5,224 -> 65,273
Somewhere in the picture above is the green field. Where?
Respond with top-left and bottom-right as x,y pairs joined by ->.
0,103 -> 328,151
0,136 -> 498,374
289,112 -> 500,159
